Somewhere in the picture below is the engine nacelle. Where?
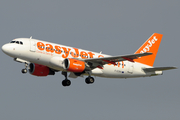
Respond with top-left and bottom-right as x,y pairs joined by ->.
63,58 -> 87,73
29,63 -> 55,76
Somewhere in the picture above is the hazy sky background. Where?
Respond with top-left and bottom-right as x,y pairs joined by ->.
0,0 -> 180,120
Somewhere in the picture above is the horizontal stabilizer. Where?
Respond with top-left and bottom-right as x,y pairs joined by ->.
143,67 -> 177,72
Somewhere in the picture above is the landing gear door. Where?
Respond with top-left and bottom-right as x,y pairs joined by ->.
30,40 -> 36,52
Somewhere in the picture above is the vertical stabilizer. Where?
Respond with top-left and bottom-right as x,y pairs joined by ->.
134,33 -> 163,67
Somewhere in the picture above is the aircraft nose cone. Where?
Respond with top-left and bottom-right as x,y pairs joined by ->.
2,44 -> 9,54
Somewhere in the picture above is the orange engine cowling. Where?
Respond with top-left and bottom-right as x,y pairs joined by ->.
29,63 -> 55,76
63,58 -> 86,73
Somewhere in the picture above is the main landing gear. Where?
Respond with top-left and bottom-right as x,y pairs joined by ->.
21,62 -> 28,74
85,71 -> 95,84
61,72 -> 71,87
61,71 -> 95,87
85,77 -> 95,84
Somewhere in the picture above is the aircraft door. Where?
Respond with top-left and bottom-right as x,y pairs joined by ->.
128,62 -> 134,74
30,40 -> 36,52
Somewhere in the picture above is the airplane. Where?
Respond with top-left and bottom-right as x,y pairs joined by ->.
2,33 -> 177,87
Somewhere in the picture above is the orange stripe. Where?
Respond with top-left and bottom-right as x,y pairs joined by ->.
122,61 -> 124,68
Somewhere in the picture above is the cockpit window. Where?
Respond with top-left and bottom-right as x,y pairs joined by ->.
10,41 -> 16,43
10,40 -> 23,45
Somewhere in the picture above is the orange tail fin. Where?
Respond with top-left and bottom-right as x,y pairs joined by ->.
134,33 -> 163,67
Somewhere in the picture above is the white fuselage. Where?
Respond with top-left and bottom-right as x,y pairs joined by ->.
2,38 -> 157,78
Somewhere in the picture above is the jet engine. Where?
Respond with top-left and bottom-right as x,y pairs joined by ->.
63,58 -> 89,73
29,63 -> 55,76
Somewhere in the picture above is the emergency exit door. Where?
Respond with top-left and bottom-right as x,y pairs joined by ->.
30,40 -> 36,52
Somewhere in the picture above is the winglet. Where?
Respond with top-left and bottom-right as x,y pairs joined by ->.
134,33 -> 163,67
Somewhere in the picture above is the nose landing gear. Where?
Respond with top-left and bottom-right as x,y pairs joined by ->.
22,69 -> 27,73
21,63 -> 28,74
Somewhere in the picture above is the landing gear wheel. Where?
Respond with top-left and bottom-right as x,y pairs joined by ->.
21,62 -> 29,74
61,71 -> 71,87
85,77 -> 95,84
62,79 -> 71,87
21,69 -> 27,74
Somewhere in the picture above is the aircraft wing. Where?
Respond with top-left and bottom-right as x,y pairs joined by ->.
83,52 -> 152,66
143,67 -> 177,72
